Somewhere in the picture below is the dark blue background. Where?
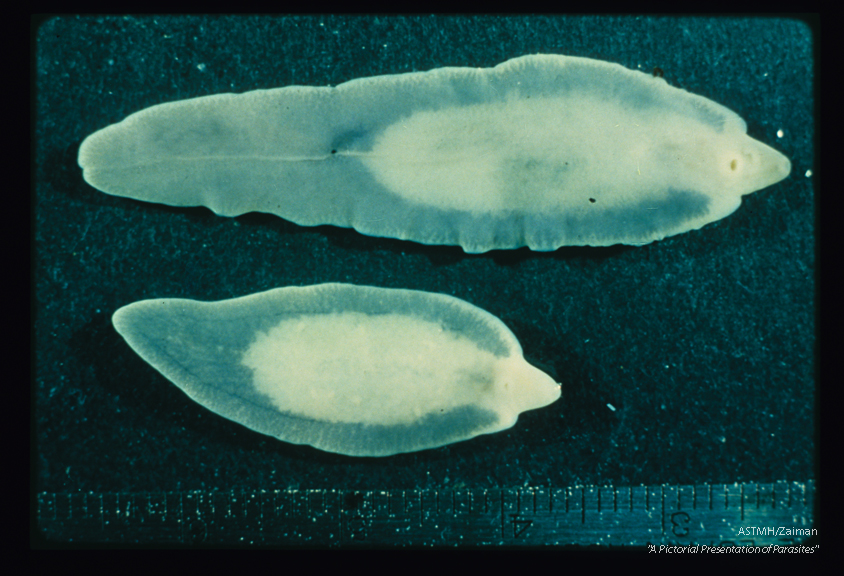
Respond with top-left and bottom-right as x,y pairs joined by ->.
35,16 -> 814,495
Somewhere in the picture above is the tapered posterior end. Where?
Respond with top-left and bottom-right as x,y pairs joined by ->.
78,121 -> 143,199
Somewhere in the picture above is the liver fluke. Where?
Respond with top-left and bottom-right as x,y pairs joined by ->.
80,54 -> 791,252
112,284 -> 561,456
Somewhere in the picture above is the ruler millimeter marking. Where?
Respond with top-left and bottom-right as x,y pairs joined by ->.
37,480 -> 814,547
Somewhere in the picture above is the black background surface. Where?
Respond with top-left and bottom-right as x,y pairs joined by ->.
35,16 -> 814,496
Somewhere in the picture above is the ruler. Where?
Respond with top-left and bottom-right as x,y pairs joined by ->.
37,480 -> 815,547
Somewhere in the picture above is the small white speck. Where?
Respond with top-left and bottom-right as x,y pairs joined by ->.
777,129 -> 784,138
197,63 -> 206,72
607,403 -> 616,412
805,169 -> 812,178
